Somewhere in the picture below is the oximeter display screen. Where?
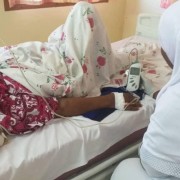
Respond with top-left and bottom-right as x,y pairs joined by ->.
130,67 -> 140,75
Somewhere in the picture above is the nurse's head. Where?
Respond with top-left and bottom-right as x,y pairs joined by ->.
159,1 -> 180,71
156,1 -> 180,100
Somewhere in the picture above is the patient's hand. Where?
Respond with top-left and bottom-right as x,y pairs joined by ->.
123,93 -> 142,111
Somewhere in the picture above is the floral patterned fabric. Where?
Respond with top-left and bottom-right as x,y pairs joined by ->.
0,2 -> 126,99
0,72 -> 58,135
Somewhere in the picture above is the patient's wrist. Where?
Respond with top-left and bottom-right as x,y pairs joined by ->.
113,92 -> 125,110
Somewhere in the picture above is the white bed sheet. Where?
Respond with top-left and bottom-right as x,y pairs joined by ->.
0,95 -> 155,180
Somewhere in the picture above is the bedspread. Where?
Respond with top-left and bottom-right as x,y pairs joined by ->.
0,2 -> 126,99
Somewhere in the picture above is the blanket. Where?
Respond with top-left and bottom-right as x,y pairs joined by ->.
0,2 -> 126,99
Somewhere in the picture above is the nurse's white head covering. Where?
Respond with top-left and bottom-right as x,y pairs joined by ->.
157,1 -> 180,100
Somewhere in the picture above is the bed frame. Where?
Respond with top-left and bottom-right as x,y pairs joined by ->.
55,13 -> 161,180
71,142 -> 141,180
136,13 -> 161,39
57,128 -> 146,180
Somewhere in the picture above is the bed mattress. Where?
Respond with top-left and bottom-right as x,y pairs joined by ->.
58,127 -> 147,179
0,95 -> 155,180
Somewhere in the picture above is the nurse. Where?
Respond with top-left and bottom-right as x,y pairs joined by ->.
111,1 -> 180,179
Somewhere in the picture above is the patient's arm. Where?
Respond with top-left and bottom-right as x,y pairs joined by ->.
55,93 -> 142,117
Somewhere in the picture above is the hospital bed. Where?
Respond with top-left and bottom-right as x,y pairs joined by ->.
0,14 -> 171,180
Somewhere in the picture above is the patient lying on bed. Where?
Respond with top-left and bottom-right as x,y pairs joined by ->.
0,1 -> 143,146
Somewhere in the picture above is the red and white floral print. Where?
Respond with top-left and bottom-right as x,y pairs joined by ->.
0,73 -> 58,135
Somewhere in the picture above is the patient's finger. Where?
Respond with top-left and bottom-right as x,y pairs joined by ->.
123,93 -> 141,104
125,101 -> 142,107
123,93 -> 134,102
133,101 -> 142,106
124,106 -> 140,111
124,103 -> 142,111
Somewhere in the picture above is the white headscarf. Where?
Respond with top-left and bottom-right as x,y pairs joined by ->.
157,1 -> 180,99
141,2 -> 180,175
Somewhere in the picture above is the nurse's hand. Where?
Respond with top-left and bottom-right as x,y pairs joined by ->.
123,92 -> 142,111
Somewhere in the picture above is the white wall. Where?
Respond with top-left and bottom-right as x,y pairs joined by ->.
123,0 -> 165,38
0,0 -> 125,46
138,0 -> 165,14
0,0 -> 178,46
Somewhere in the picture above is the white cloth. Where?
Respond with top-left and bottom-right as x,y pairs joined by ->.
111,158 -> 151,180
0,2 -> 125,99
113,92 -> 125,110
140,1 -> 180,178
111,158 -> 179,180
